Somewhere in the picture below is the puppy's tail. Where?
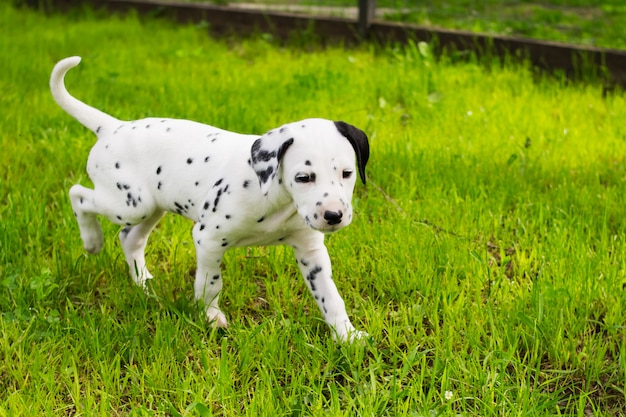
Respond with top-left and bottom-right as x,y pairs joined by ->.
50,56 -> 120,134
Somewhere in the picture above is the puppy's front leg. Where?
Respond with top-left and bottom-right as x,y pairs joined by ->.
292,234 -> 365,342
119,210 -> 166,287
193,223 -> 228,328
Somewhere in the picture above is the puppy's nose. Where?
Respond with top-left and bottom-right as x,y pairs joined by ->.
324,210 -> 343,225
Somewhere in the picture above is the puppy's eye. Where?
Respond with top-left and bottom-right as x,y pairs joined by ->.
295,173 -> 315,183
342,170 -> 353,179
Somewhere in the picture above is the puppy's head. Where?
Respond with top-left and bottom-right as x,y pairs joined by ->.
251,118 -> 369,233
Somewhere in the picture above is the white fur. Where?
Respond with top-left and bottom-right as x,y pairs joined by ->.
51,56 -> 369,342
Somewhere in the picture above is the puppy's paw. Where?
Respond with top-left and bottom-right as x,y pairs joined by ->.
81,228 -> 104,254
206,307 -> 228,328
130,267 -> 153,290
334,328 -> 370,344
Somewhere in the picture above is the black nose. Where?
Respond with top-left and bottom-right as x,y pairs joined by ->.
324,210 -> 343,225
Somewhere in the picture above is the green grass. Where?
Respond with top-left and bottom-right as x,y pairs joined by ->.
197,0 -> 626,50
1,2 -> 626,416
381,0 -> 626,50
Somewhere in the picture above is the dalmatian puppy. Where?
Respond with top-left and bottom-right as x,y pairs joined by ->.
50,57 -> 369,342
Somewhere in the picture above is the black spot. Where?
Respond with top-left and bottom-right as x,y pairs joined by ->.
307,265 -> 322,291
204,156 -> 210,163
116,215 -> 122,220
96,126 -> 101,133
156,166 -> 162,175
146,124 -> 150,129
214,179 -> 223,187
323,193 -> 329,197
256,167 -> 274,184
305,160 -> 311,166
300,259 -> 309,267
257,216 -> 265,223
187,158 -> 193,164
115,162 -> 120,169
174,202 -> 186,213
313,214 -> 318,219
243,180 -> 250,188
307,266 -> 322,280
221,241 -> 228,247
212,275 -> 220,280
166,127 -> 171,132
203,201 -> 210,210
280,127 -> 287,133
79,197 -> 84,204
225,215 -> 231,219
199,224 -> 205,231
121,226 -> 131,236
117,182 -> 123,190
157,182 -> 163,190
316,201 -> 322,206
195,181 -> 200,186
213,189 -> 223,212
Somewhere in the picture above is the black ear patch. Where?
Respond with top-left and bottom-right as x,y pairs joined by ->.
334,121 -> 369,184
251,135 -> 294,195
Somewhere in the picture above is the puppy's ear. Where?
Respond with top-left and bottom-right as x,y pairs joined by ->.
250,131 -> 294,195
334,121 -> 369,185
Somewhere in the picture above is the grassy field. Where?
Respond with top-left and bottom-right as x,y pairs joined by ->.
202,0 -> 626,50
1,2 -> 626,416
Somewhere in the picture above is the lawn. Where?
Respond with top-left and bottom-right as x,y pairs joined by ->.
1,2 -> 625,416
202,0 -> 626,50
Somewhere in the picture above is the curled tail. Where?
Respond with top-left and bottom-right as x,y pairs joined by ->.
50,56 -> 120,134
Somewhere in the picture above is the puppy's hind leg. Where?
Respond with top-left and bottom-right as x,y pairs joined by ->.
69,185 -> 104,254
119,210 -> 166,287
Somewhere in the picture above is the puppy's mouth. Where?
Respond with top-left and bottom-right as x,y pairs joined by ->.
304,214 -> 350,233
